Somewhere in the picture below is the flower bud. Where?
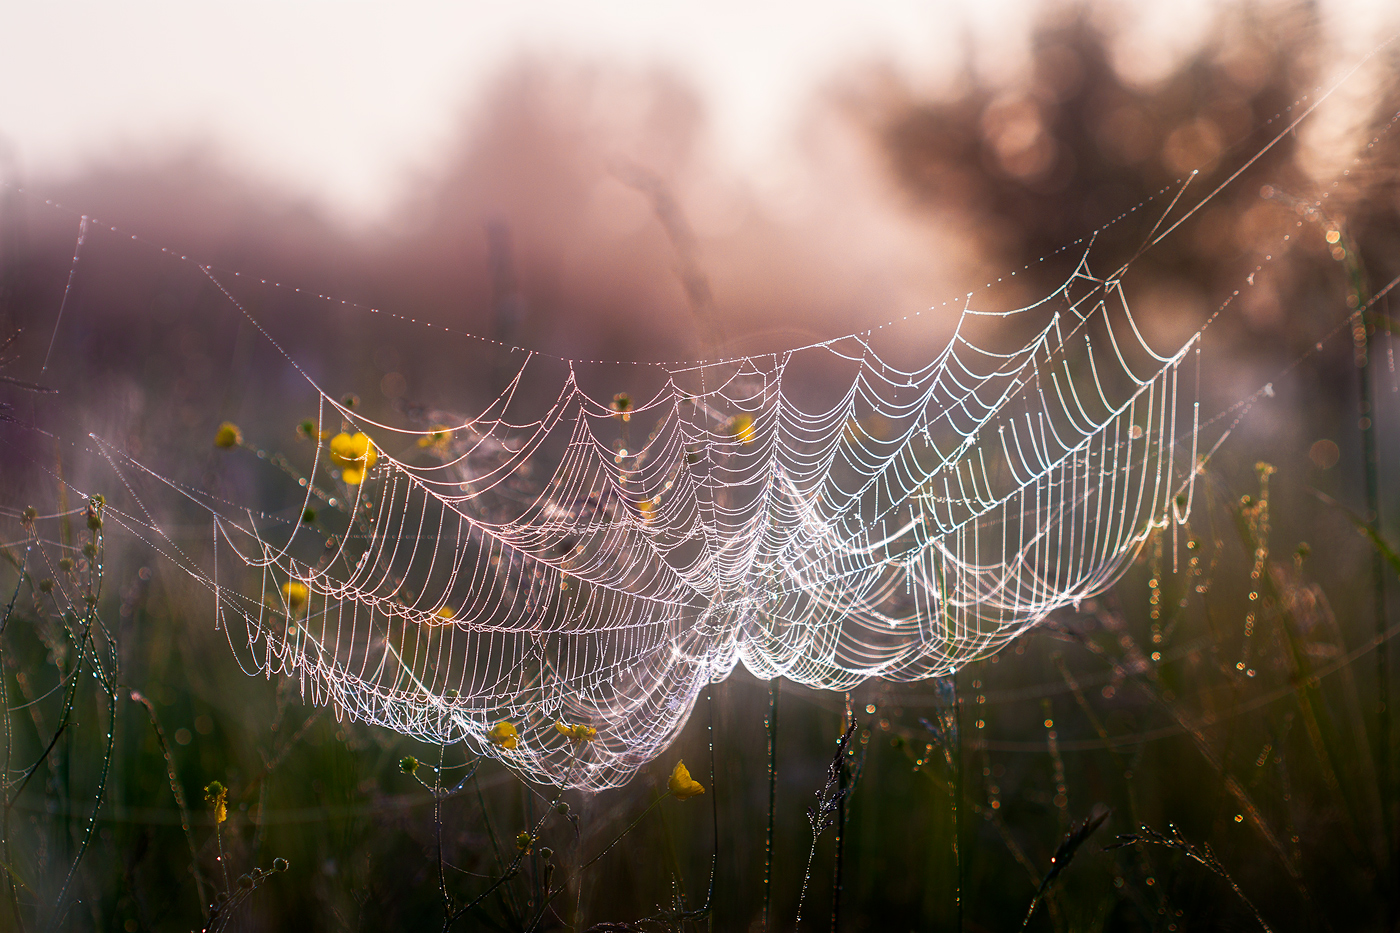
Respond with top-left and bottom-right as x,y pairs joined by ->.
214,422 -> 242,448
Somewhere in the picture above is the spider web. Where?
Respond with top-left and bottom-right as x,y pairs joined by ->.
92,243 -> 1201,790
5,36 -> 1400,792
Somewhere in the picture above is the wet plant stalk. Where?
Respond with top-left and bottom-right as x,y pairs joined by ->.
830,694 -> 851,933
704,685 -> 719,932
50,632 -> 116,931
764,677 -> 779,932
1,538 -> 30,931
1347,232 -> 1391,881
954,679 -> 963,933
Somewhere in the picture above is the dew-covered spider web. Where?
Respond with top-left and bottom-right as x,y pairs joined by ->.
19,52 -> 1400,789
89,245 -> 1203,790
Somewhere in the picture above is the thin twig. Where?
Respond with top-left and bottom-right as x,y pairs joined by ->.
1108,824 -> 1273,932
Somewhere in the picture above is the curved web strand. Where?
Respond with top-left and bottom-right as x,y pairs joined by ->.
181,254 -> 1199,790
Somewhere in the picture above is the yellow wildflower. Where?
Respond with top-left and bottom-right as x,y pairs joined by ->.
555,720 -> 598,744
204,781 -> 228,824
724,414 -> 756,446
667,760 -> 705,800
281,581 -> 309,612
638,498 -> 657,523
417,425 -> 452,450
435,606 -> 455,622
329,431 -> 378,485
213,422 -> 242,448
487,721 -> 519,750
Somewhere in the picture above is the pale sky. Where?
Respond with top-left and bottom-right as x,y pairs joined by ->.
2,1 -> 1396,224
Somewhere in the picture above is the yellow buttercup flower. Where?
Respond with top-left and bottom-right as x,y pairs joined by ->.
724,414 -> 756,446
638,499 -> 657,523
487,721 -> 519,750
555,720 -> 598,744
281,581 -> 309,612
435,606 -> 455,622
213,422 -> 242,448
329,432 -> 378,485
667,760 -> 705,800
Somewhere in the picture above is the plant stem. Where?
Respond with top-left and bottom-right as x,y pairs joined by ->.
1346,230 -> 1391,892
50,635 -> 116,930
831,693 -> 851,933
1,538 -> 29,932
764,676 -> 779,932
954,676 -> 963,933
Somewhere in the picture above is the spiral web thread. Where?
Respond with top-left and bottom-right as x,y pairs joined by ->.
103,245 -> 1200,791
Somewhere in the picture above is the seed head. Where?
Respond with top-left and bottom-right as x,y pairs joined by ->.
213,422 -> 242,448
610,393 -> 632,421
203,781 -> 228,824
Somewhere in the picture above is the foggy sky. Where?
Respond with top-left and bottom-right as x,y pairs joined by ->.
6,0 -> 1394,224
